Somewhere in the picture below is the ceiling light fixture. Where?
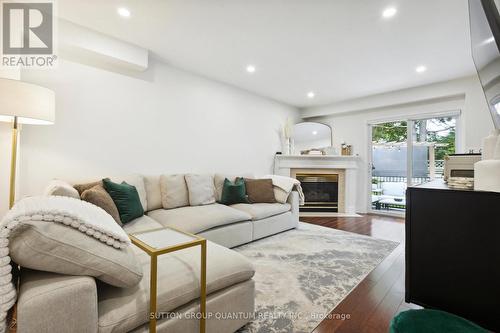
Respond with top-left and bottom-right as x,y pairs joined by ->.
117,7 -> 131,18
246,65 -> 256,73
382,7 -> 397,18
415,65 -> 427,73
312,131 -> 318,135
307,91 -> 315,99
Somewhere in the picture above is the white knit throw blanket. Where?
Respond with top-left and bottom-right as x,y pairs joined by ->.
0,196 -> 131,332
262,175 -> 305,205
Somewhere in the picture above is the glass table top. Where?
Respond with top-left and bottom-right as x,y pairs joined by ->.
130,228 -> 199,250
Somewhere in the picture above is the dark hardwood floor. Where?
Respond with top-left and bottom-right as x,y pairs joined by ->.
301,214 -> 419,333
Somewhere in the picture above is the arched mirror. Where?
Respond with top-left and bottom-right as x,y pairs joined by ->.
292,122 -> 333,154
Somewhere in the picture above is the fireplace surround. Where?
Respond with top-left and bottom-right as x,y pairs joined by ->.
274,155 -> 360,215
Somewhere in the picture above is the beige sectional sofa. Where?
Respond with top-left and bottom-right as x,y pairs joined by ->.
141,173 -> 299,249
15,173 -> 300,333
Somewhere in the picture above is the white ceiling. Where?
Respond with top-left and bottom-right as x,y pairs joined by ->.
57,0 -> 476,108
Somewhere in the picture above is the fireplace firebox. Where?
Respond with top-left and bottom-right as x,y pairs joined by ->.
296,173 -> 339,212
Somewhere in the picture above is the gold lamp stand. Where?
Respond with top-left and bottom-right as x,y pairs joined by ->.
9,116 -> 18,209
0,78 -> 55,209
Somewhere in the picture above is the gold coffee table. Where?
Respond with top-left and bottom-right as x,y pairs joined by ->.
129,227 -> 207,333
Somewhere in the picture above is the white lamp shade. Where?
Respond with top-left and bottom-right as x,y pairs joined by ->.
0,78 -> 55,125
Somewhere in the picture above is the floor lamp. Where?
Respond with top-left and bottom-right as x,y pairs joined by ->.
0,78 -> 55,208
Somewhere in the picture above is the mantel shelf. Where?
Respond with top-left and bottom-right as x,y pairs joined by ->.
274,155 -> 361,170
275,155 -> 361,160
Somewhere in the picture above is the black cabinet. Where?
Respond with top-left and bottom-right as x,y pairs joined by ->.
405,180 -> 500,331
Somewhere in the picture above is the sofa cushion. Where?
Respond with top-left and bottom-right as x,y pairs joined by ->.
185,174 -> 216,206
214,173 -> 254,202
147,204 -> 251,234
43,179 -> 80,199
74,180 -> 102,195
122,215 -> 163,234
230,203 -> 291,220
220,178 -> 249,205
143,174 -> 162,211
81,184 -> 122,225
9,221 -> 143,288
112,174 -> 148,212
160,174 -> 190,209
103,178 -> 144,224
244,178 -> 277,203
18,270 -> 98,333
74,174 -> 148,212
97,241 -> 255,333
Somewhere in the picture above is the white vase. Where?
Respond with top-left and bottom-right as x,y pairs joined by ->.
475,160 -> 500,192
482,129 -> 500,160
284,138 -> 291,155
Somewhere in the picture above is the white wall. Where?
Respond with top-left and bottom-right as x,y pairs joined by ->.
3,58 -> 296,215
302,75 -> 494,213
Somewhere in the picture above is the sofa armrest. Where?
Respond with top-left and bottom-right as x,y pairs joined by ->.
18,269 -> 98,333
287,191 -> 299,228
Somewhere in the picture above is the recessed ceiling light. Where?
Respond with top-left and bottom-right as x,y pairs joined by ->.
382,7 -> 397,18
307,91 -> 315,99
246,65 -> 256,73
117,7 -> 131,18
415,65 -> 427,73
312,131 -> 318,135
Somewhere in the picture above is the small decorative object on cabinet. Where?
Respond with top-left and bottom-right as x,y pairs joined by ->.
474,131 -> 500,192
481,129 -> 500,160
443,153 -> 481,181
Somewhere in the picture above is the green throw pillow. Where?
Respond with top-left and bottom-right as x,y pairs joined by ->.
221,178 -> 249,205
102,178 -> 144,224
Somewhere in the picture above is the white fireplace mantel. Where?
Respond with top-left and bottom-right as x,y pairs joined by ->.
274,155 -> 361,214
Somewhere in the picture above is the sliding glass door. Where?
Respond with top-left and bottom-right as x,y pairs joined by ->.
369,114 -> 458,215
370,121 -> 408,213
410,117 -> 457,186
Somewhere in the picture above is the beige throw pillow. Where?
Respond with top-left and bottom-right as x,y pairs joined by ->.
9,221 -> 143,288
143,174 -> 162,211
81,185 -> 122,225
160,174 -> 190,209
185,174 -> 216,206
44,179 -> 80,199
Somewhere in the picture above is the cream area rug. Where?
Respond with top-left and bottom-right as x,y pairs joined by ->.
234,222 -> 399,333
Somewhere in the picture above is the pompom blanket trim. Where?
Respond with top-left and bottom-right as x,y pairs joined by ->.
0,195 -> 132,332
